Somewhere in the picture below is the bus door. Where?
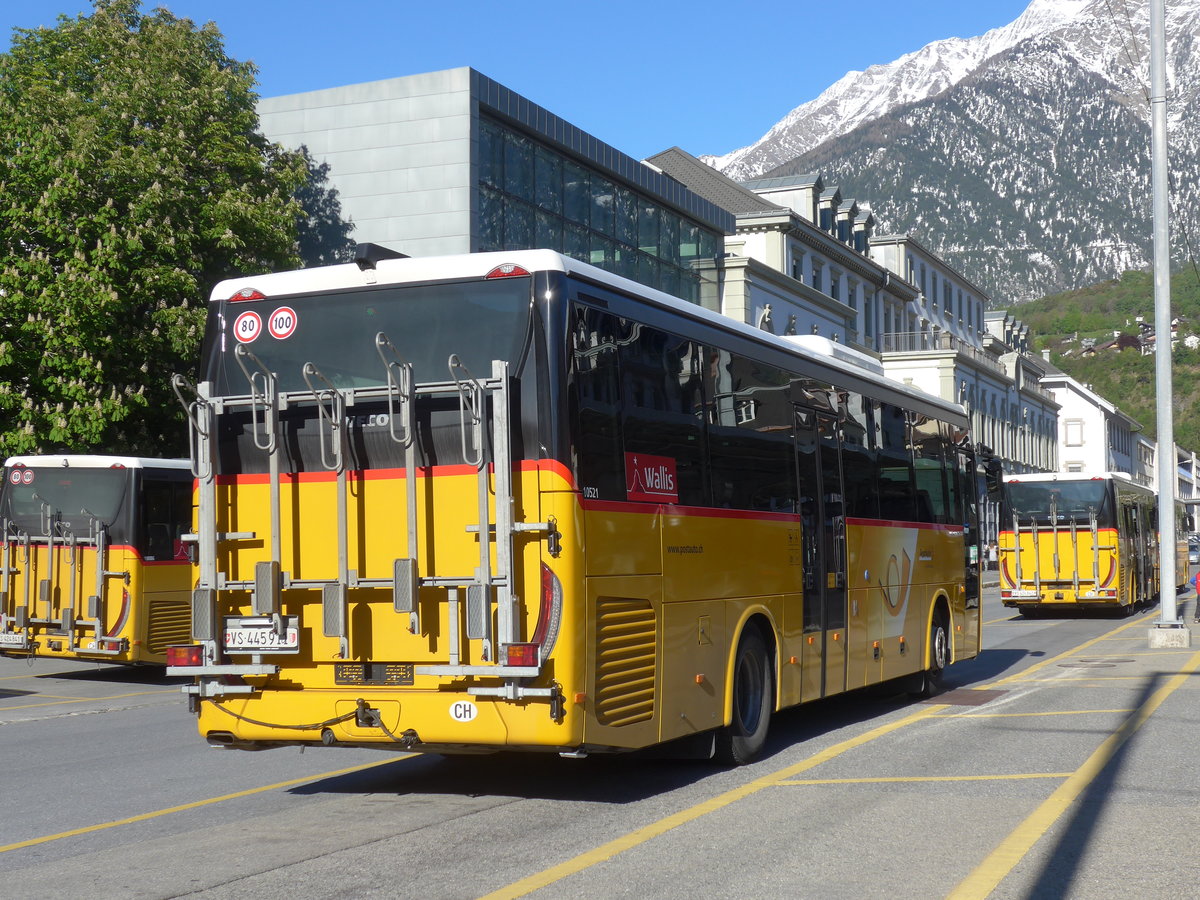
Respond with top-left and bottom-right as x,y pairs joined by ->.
794,407 -> 847,701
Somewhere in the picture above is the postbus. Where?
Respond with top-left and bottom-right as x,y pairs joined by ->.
168,247 -> 988,764
998,471 -> 1184,616
0,455 -> 193,663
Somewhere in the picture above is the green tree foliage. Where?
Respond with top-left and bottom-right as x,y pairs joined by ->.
0,0 -> 308,456
1022,268 -> 1200,451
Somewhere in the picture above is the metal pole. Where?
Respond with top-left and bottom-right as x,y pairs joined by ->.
1149,0 -> 1184,633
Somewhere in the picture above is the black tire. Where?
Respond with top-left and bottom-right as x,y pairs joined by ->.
714,627 -> 772,766
1018,607 -> 1040,619
909,613 -> 949,699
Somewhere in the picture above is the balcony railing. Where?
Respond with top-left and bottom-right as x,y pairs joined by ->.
879,331 -> 1006,376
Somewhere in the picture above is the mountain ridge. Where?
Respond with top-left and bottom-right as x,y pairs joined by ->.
701,0 -> 1200,303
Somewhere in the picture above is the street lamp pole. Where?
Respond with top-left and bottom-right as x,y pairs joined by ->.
1149,0 -> 1188,644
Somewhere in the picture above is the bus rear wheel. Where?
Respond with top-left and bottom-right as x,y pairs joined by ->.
909,613 -> 949,699
715,627 -> 772,766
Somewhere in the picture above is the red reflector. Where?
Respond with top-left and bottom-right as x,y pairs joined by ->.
166,644 -> 204,667
1000,591 -> 1011,598
229,287 -> 266,302
505,643 -> 538,666
485,264 -> 530,279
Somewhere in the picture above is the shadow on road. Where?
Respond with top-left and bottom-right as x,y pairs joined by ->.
34,663 -> 183,687
287,663 -> 1034,804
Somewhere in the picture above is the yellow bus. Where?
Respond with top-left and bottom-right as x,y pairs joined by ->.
0,455 -> 193,663
168,247 -> 987,763
998,471 -> 1177,616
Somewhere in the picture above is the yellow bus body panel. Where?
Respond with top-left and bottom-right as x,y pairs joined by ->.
998,527 -> 1151,610
197,465 -> 977,753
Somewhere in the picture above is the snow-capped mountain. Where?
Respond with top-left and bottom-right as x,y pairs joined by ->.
703,0 -> 1200,303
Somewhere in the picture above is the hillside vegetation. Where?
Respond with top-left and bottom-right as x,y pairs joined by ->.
1016,268 -> 1200,452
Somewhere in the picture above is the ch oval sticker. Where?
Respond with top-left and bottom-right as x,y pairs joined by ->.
450,700 -> 478,722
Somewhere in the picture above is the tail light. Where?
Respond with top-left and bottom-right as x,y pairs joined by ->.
504,643 -> 539,666
166,644 -> 204,667
503,564 -> 563,667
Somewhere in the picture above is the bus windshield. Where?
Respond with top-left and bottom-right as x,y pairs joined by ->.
1,466 -> 130,535
206,276 -> 534,396
1005,479 -> 1114,527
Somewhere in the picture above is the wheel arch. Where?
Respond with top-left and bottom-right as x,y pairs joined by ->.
722,607 -> 779,725
926,590 -> 953,668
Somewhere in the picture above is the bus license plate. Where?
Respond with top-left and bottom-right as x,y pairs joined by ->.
0,631 -> 27,647
223,616 -> 300,653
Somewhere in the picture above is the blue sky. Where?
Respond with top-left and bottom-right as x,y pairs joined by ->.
1,0 -> 1032,160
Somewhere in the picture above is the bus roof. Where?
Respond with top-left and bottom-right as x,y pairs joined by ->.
3,455 -> 190,471
209,249 -> 967,423
1004,471 -> 1143,488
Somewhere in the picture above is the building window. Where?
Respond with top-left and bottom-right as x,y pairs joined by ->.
830,274 -> 840,302
811,264 -> 823,293
477,115 -> 720,304
1065,420 -> 1084,446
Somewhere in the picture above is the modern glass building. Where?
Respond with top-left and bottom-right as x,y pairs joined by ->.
259,67 -> 732,304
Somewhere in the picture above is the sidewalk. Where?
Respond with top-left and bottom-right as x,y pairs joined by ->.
951,596 -> 1200,897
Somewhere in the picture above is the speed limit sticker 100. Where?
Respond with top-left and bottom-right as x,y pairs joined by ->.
267,306 -> 298,340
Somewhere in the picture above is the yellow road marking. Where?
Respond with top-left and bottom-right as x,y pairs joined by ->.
929,708 -> 1133,719
979,614 -> 1151,690
775,773 -> 1071,785
0,756 -> 409,854
948,647 -> 1200,899
476,704 -> 945,900
482,614 -> 1183,899
0,689 -> 173,712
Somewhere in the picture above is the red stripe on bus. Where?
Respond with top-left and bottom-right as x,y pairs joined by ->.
579,499 -> 800,523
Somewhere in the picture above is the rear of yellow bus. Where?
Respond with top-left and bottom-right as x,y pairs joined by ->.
0,457 -> 192,663
168,253 -> 588,753
999,475 -> 1143,615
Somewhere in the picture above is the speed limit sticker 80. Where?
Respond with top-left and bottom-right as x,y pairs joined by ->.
233,311 -> 262,344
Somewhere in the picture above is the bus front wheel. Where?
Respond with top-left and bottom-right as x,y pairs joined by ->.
715,627 -> 772,766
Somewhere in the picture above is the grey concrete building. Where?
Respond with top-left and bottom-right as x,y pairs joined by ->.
258,66 -> 732,305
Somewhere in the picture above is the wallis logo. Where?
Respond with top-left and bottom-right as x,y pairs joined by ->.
625,453 -> 679,503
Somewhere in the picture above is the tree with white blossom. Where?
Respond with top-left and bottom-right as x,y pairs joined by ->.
0,0 -> 311,455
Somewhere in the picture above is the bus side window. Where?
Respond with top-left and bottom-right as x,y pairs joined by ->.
140,477 -> 174,561
707,348 -> 796,512
140,475 -> 192,561
569,303 -> 625,501
910,414 -> 949,525
617,322 -> 708,507
840,392 -> 877,520
877,402 -> 915,522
